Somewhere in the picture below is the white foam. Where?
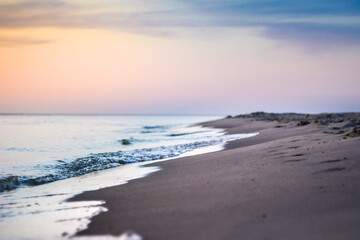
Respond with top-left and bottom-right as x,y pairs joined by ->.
74,231 -> 142,240
0,131 -> 258,239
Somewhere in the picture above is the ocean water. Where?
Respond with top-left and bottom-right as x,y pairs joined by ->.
0,115 -> 258,239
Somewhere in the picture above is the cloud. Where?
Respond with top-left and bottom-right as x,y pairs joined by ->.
179,0 -> 360,46
263,22 -> 360,47
0,0 -> 73,28
0,36 -> 52,47
0,0 -> 359,47
182,0 -> 360,16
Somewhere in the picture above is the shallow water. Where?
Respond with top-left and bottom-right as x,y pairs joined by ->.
0,115 -> 258,239
0,115 -> 222,191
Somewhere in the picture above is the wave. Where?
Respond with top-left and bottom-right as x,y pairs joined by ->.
4,147 -> 36,152
0,133 -> 257,193
140,125 -> 168,134
142,125 -> 167,130
116,137 -> 147,144
166,131 -> 206,137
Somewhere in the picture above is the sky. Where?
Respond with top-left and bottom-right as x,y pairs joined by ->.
0,0 -> 360,114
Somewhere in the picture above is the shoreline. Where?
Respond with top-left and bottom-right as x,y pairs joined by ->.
70,113 -> 360,239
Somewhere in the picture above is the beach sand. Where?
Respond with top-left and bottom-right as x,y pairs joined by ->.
70,113 -> 360,240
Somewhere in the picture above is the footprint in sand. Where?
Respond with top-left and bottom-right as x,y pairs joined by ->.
287,146 -> 300,149
284,159 -> 307,163
291,153 -> 305,157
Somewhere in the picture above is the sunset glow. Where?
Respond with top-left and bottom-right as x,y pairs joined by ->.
1,0 -> 360,114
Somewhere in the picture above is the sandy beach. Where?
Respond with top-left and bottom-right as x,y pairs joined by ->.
2,1 -> 360,239
71,113 -> 360,240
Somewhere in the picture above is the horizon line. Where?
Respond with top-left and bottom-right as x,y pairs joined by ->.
0,113 -> 226,116
1,111 -> 359,116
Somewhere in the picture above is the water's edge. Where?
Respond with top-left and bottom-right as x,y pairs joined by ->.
69,132 -> 259,239
0,124 -> 258,240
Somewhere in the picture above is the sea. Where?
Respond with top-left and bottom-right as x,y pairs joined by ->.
0,114 -> 257,239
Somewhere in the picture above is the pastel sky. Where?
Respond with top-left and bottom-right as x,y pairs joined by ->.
1,0 -> 360,114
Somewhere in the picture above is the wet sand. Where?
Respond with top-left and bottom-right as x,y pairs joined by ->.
71,113 -> 360,240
